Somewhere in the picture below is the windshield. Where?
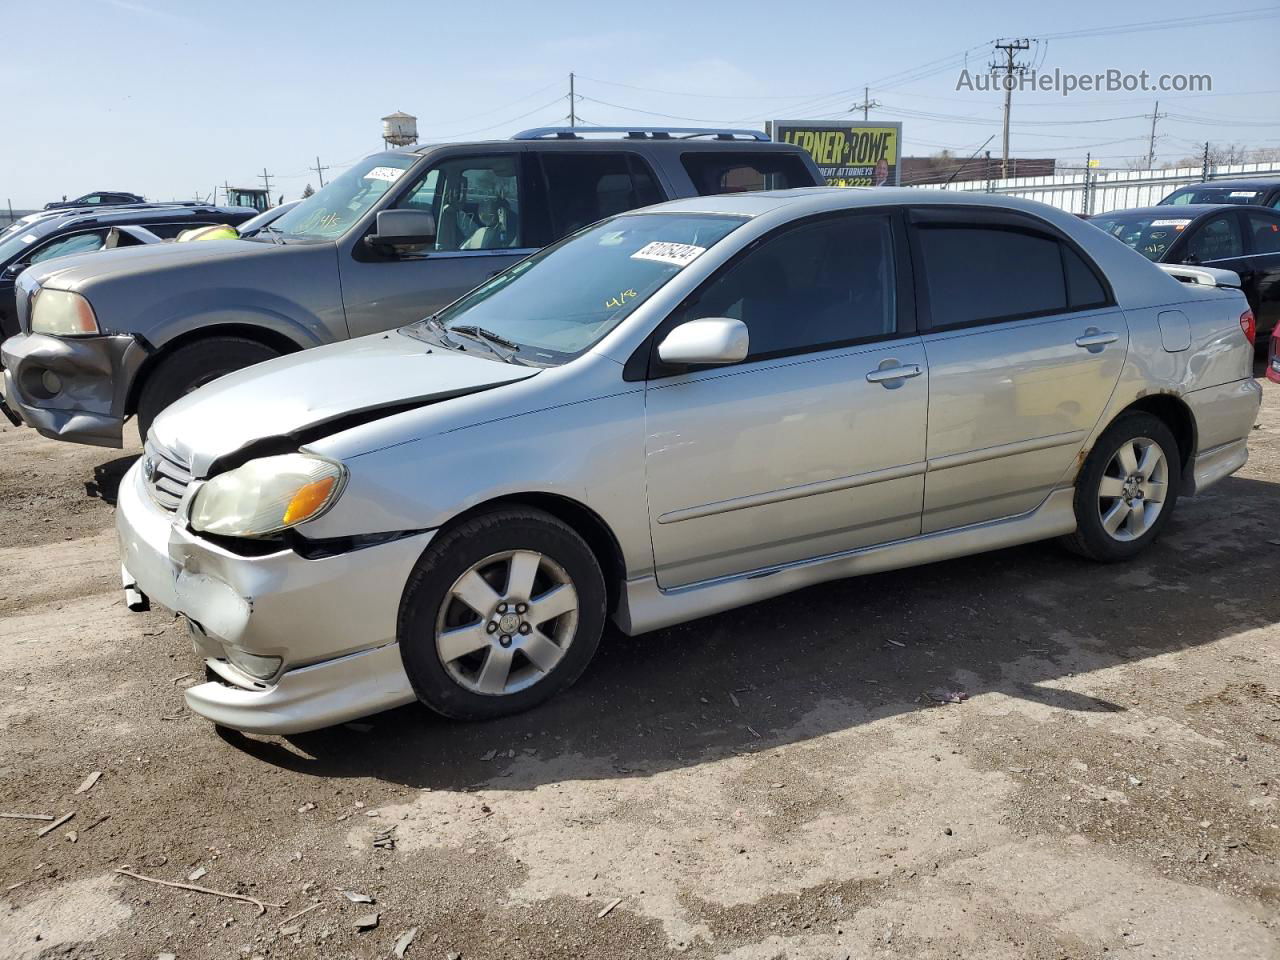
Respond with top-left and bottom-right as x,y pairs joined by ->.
1090,213 -> 1192,261
1161,186 -> 1264,205
266,153 -> 418,242
406,212 -> 747,364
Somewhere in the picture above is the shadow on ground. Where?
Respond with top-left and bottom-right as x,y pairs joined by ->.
204,474 -> 1280,793
85,454 -> 140,505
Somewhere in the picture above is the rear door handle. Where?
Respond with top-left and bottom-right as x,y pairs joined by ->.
1075,329 -> 1118,351
866,362 -> 922,385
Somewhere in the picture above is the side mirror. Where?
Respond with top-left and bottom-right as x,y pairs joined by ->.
657,317 -> 749,366
367,210 -> 436,249
2,262 -> 26,281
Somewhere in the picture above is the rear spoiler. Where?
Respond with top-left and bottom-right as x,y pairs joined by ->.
1157,263 -> 1241,289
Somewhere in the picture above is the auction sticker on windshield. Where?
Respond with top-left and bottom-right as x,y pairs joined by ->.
363,166 -> 406,183
631,241 -> 707,267
1151,219 -> 1192,228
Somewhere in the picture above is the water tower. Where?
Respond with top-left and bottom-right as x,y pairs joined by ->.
382,111 -> 418,149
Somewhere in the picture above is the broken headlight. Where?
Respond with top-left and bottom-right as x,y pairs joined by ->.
189,454 -> 347,538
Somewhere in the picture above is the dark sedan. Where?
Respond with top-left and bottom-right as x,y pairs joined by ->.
1159,178 -> 1280,208
0,204 -> 257,338
1089,203 -> 1280,342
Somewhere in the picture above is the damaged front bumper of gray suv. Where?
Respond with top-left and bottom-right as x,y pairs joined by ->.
0,330 -> 148,447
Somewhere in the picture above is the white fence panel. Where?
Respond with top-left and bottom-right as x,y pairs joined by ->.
912,160 -> 1280,215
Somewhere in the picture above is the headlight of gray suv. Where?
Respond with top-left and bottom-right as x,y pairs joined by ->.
189,454 -> 347,538
30,289 -> 100,336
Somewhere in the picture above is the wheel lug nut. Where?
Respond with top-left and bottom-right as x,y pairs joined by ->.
516,603 -> 528,614
486,622 -> 497,634
518,623 -> 531,635
497,602 -> 508,614
499,635 -> 512,647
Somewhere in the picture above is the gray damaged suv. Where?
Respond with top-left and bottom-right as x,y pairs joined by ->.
1,128 -> 821,446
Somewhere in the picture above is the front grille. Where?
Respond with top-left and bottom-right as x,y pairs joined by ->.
143,439 -> 192,513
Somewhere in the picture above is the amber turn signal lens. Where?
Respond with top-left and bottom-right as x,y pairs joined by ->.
283,475 -> 337,526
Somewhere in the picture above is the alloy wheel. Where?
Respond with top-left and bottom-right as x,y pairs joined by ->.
434,550 -> 579,696
1096,436 -> 1168,542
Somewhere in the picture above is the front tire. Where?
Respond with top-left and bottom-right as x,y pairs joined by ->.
1060,412 -> 1181,562
398,508 -> 607,721
135,337 -> 280,442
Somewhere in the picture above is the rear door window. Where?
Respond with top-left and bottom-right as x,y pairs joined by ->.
681,152 -> 811,195
144,221 -> 209,239
1183,214 -> 1243,263
916,224 -> 1097,328
1245,211 -> 1280,255
538,153 -> 662,240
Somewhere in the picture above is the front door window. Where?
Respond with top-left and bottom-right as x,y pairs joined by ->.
397,156 -> 523,252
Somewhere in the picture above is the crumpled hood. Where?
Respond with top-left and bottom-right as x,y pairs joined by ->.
151,332 -> 538,476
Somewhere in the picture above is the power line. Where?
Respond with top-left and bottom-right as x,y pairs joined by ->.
1036,4 -> 1280,41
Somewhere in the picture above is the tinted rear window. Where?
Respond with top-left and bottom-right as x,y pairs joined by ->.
539,152 -> 663,239
917,225 -> 1068,327
681,152 -> 813,195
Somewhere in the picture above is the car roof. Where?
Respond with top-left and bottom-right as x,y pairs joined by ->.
405,136 -> 808,157
1092,204 -> 1239,219
645,185 -> 1122,218
1166,178 -> 1280,191
21,205 -> 253,238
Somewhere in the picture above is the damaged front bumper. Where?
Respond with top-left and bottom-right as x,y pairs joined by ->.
0,331 -> 148,447
115,458 -> 433,734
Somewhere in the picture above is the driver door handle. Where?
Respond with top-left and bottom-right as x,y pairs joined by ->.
865,363 -> 922,384
1075,329 -> 1118,350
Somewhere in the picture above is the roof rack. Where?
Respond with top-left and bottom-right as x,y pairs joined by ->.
512,126 -> 770,142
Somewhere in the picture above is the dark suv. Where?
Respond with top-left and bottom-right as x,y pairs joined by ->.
2,128 -> 822,446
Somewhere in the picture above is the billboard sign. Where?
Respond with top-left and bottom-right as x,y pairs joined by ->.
773,120 -> 902,187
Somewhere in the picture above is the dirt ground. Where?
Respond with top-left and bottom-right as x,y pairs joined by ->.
1,375 -> 1278,960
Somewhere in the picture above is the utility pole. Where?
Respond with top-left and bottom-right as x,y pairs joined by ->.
992,38 -> 1031,179
1082,152 -> 1092,216
849,86 -> 881,121
1145,100 -> 1165,169
223,181 -> 231,206
1201,141 -> 1211,180
258,168 -> 273,199
311,156 -> 329,189
568,72 -> 576,128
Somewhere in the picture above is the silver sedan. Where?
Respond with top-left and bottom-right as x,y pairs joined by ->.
115,188 -> 1262,733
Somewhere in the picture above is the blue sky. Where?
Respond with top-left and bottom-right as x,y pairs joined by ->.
1,0 -> 1277,207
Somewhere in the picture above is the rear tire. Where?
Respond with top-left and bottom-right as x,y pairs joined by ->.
398,508 -> 607,721
1059,412 -> 1181,562
135,337 -> 280,442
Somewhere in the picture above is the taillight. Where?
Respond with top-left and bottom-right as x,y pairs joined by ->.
1268,329 -> 1280,384
1240,309 -> 1256,346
